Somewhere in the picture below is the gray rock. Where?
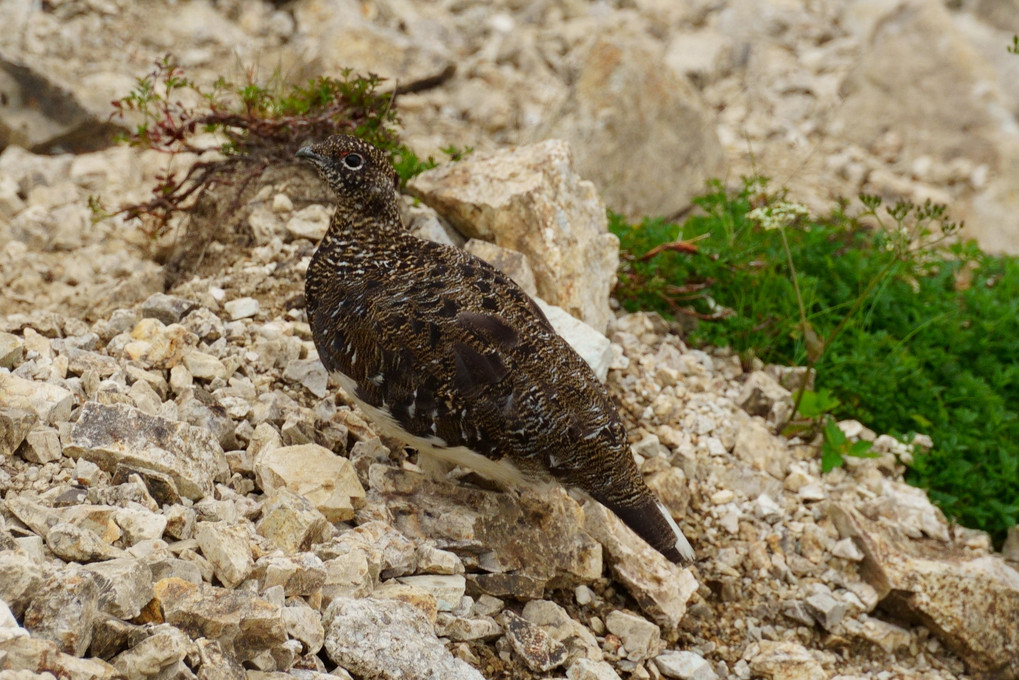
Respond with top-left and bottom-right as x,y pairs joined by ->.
105,471 -> 168,508
155,578 -> 286,663
435,613 -> 501,641
501,610 -> 569,672
22,566 -> 102,656
0,55 -> 126,152
127,377 -> 162,415
0,407 -> 36,457
195,521 -> 255,589
968,142 -> 1019,256
870,479 -> 951,542
282,603 -> 325,655
253,552 -> 327,598
175,388 -> 237,451
804,590 -> 847,631
140,293 -> 197,325
115,505 -> 169,545
834,2 -> 1003,173
408,140 -> 618,332
655,651 -> 718,680
256,488 -> 334,555
315,526 -> 403,603
0,550 -> 46,617
180,307 -> 226,343
282,357 -> 329,398
746,641 -> 825,680
0,597 -> 25,639
374,468 -> 601,591
831,538 -> 864,566
351,522 -> 419,580
780,600 -> 815,628
121,319 -> 198,370
664,29 -> 735,85
522,599 -> 602,662
753,494 -> 784,523
320,548 -> 378,604
285,204 -> 330,241
405,199 -> 464,248
732,420 -> 790,480
192,637 -> 246,680
567,659 -> 623,680
415,544 -> 464,576
372,581 -> 440,625
469,572 -> 546,601
0,373 -> 73,425
0,635 -> 119,679
83,558 -> 155,620
604,610 -> 661,662
292,1 -> 453,87
255,443 -> 364,522
45,521 -> 124,562
531,34 -> 725,221
583,502 -> 697,631
19,425 -> 62,463
111,623 -> 190,679
471,594 -> 505,618
5,493 -> 61,536
182,350 -> 229,381
147,557 -> 204,586
832,503 -> 1019,678
0,331 -> 24,369
67,402 -> 229,500
224,297 -> 260,321
0,173 -> 25,220
65,346 -> 120,378
843,615 -> 912,654
323,597 -> 485,680
395,574 -> 466,612
737,371 -> 793,429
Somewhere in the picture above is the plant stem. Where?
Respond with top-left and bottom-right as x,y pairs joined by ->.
778,227 -> 813,416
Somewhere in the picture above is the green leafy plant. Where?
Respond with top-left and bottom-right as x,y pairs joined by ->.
610,181 -> 1019,544
794,389 -> 878,473
94,55 -> 432,237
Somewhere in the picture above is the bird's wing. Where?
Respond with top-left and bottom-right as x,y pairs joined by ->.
311,240 -> 614,462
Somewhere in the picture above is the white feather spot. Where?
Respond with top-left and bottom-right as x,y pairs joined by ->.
658,501 -> 695,561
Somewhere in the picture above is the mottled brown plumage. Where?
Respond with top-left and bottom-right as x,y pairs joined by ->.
298,135 -> 694,563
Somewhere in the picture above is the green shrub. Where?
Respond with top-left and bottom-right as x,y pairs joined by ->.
610,180 -> 1019,544
94,55 -> 437,236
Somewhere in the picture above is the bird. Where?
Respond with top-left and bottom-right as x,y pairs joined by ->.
297,134 -> 694,563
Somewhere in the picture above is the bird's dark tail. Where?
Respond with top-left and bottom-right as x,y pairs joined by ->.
599,489 -> 695,563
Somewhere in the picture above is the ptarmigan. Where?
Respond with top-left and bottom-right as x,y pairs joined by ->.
298,135 -> 694,563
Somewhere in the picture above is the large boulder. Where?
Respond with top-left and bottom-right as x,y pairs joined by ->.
832,1 -> 1008,173
408,139 -> 618,332
832,504 -> 1019,678
531,34 -> 725,221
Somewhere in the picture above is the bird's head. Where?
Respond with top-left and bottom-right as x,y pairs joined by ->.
296,135 -> 400,209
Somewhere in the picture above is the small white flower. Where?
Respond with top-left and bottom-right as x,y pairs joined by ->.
749,201 -> 809,231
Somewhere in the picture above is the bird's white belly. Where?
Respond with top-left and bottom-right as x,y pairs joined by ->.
330,370 -> 529,487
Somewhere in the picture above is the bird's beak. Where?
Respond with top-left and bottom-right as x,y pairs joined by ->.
296,146 -> 321,163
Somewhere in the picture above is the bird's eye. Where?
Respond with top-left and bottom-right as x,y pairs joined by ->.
343,153 -> 363,169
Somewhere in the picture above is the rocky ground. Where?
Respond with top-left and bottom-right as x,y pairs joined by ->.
2,1 -> 1019,679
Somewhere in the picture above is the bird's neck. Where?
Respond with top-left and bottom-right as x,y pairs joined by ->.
324,199 -> 405,244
